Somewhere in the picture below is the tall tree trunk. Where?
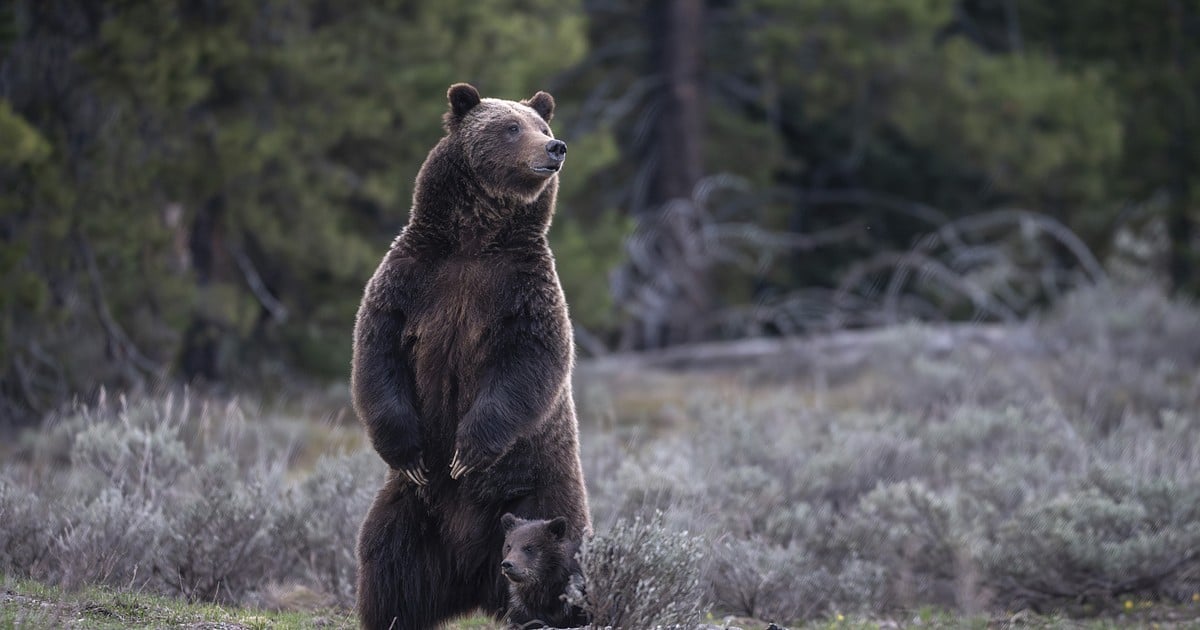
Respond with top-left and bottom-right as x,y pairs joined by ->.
181,195 -> 223,381
650,0 -> 704,207
1168,0 -> 1196,294
1168,131 -> 1194,294
620,0 -> 708,349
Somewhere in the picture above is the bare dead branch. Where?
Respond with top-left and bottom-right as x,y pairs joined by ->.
838,249 -> 1021,323
227,243 -> 288,323
73,231 -> 158,374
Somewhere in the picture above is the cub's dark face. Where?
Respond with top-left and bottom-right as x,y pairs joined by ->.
499,513 -> 569,586
444,83 -> 565,204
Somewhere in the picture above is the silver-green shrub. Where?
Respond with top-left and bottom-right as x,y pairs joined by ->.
984,472 -> 1200,608
274,450 -> 380,606
154,453 -> 284,602
4,284 -> 1198,622
570,512 -> 706,628
53,487 -> 164,591
0,477 -> 59,578
577,285 -> 1200,622
0,390 -> 381,607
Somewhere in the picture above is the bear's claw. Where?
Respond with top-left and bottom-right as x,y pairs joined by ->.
449,451 -> 473,479
400,460 -> 428,486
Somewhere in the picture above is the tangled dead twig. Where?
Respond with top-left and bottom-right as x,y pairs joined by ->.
613,179 -> 1107,346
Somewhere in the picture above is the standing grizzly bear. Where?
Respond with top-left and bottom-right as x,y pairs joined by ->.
352,83 -> 591,630
499,513 -> 588,629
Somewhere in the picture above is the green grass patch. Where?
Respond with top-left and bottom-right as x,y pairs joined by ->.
1,576 -> 357,629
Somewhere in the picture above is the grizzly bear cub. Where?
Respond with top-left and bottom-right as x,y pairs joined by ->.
500,513 -> 588,629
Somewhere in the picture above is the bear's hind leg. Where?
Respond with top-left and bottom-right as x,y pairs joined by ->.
356,481 -> 488,629
356,483 -> 448,629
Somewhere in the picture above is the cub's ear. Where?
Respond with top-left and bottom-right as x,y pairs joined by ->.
524,91 -> 555,123
548,517 -> 568,540
501,513 -> 521,532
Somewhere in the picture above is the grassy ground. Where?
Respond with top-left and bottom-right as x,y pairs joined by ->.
0,578 -> 509,629
1,577 -> 356,629
6,578 -> 1200,629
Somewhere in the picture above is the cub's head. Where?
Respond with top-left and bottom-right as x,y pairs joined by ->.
499,512 -> 570,586
443,83 -> 565,203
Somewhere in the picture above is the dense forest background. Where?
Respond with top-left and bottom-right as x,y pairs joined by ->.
2,0 -> 1198,426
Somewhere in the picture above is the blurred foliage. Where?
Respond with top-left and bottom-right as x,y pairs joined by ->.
715,0 -> 1127,297
2,0 -> 1198,422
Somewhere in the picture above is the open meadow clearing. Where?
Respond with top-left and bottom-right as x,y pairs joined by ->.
4,286 -> 1200,628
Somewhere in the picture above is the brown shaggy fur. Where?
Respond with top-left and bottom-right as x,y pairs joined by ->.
500,513 -> 588,629
352,83 -> 590,630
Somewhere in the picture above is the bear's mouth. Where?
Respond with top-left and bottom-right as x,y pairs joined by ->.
501,566 -> 526,583
531,164 -> 561,174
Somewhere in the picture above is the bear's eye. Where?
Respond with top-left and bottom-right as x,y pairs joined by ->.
507,123 -> 520,134
522,544 -> 535,555
504,544 -> 511,553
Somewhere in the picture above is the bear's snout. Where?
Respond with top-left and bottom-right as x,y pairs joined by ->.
545,139 -> 567,162
501,559 -> 525,582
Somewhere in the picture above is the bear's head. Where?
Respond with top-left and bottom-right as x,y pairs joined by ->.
443,83 -> 565,204
499,512 -> 571,587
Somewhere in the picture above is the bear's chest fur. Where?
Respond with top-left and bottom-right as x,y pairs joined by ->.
407,256 -> 509,428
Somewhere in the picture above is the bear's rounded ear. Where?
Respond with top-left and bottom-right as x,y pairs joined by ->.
447,83 -> 482,118
548,517 -> 568,540
501,513 -> 520,532
525,91 -> 555,123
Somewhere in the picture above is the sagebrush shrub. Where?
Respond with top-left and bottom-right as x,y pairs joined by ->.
1038,286 -> 1200,434
0,390 -> 378,608
70,409 -> 192,500
709,538 -> 834,622
836,480 -> 964,609
0,477 -> 59,578
5,284 -> 1200,623
570,512 -> 706,628
984,472 -> 1200,609
155,453 -> 284,603
1040,285 -> 1200,367
577,286 -> 1200,622
53,487 -> 163,591
274,451 -> 380,606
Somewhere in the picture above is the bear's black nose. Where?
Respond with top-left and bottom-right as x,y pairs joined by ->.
500,560 -> 514,571
546,139 -> 567,161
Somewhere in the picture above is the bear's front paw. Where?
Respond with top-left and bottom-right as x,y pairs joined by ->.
379,439 -> 429,486
399,459 -> 429,487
